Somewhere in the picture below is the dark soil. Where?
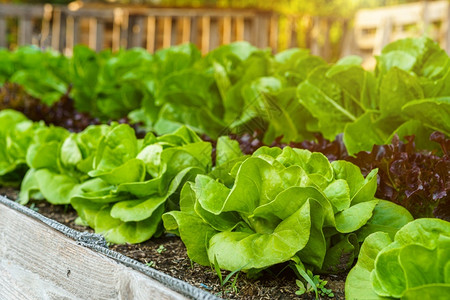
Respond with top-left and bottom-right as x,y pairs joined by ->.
0,187 -> 345,299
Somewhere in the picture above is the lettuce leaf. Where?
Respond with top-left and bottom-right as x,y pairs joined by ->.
346,218 -> 450,299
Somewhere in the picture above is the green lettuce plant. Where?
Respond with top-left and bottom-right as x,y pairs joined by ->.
18,124 -> 73,204
1,46 -> 70,105
70,46 -> 153,119
70,125 -> 212,244
345,218 -> 450,299
0,109 -> 42,187
162,146 -> 413,274
297,37 -> 450,155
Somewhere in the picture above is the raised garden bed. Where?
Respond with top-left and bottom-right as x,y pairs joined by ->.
0,195 -> 218,300
1,37 -> 449,299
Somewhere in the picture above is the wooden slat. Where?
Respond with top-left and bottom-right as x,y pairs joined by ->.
235,16 -> 244,41
162,16 -> 172,48
0,4 -> 44,17
51,8 -> 61,50
201,16 -> 210,54
244,18 -> 252,44
112,7 -> 264,18
112,8 -> 124,51
146,16 -> 156,52
0,202 -> 188,300
269,15 -> 278,52
310,16 -> 320,55
257,15 -> 269,48
40,4 -> 52,48
209,18 -> 219,50
171,17 -> 178,46
0,18 -> 7,48
96,21 -> 104,51
120,9 -> 129,49
222,16 -> 231,44
180,17 -> 190,44
250,16 -> 258,46
190,17 -> 198,45
65,16 -> 75,55
89,18 -> 104,52
18,17 -> 32,46
130,16 -> 144,48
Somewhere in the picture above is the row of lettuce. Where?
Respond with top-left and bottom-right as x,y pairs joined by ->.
1,108 -> 448,298
1,37 -> 449,156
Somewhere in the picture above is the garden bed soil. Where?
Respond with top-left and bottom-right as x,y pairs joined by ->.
0,187 -> 345,299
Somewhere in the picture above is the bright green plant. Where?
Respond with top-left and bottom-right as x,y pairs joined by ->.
162,146 -> 413,275
0,109 -> 42,187
70,124 -> 212,244
292,260 -> 334,299
345,218 -> 450,299
297,37 -> 450,155
18,123 -> 109,205
70,46 -> 153,119
0,46 -> 70,105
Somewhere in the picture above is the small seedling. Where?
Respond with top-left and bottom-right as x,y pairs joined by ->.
295,279 -> 308,296
291,257 -> 334,299
145,261 -> 155,267
212,255 -> 247,295
29,203 -> 39,212
156,245 -> 166,254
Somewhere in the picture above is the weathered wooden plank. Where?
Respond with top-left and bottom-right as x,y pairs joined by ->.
256,15 -> 269,48
0,4 -> 44,17
190,16 -> 198,45
112,8 -> 125,51
162,16 -> 172,48
222,16 -> 231,44
40,4 -> 52,48
65,15 -> 75,55
18,17 -> 33,46
201,16 -> 210,54
88,18 -> 104,52
51,8 -> 62,50
117,7 -> 265,18
130,16 -> 144,48
120,9 -> 130,49
0,202 -> 188,300
244,18 -> 252,43
235,16 -> 244,41
209,17 -> 219,50
310,16 -> 320,55
181,17 -> 191,44
0,17 -> 7,48
146,16 -> 156,52
269,15 -> 278,52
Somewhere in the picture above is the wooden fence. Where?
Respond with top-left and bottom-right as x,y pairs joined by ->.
344,0 -> 450,67
0,3 -> 347,60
